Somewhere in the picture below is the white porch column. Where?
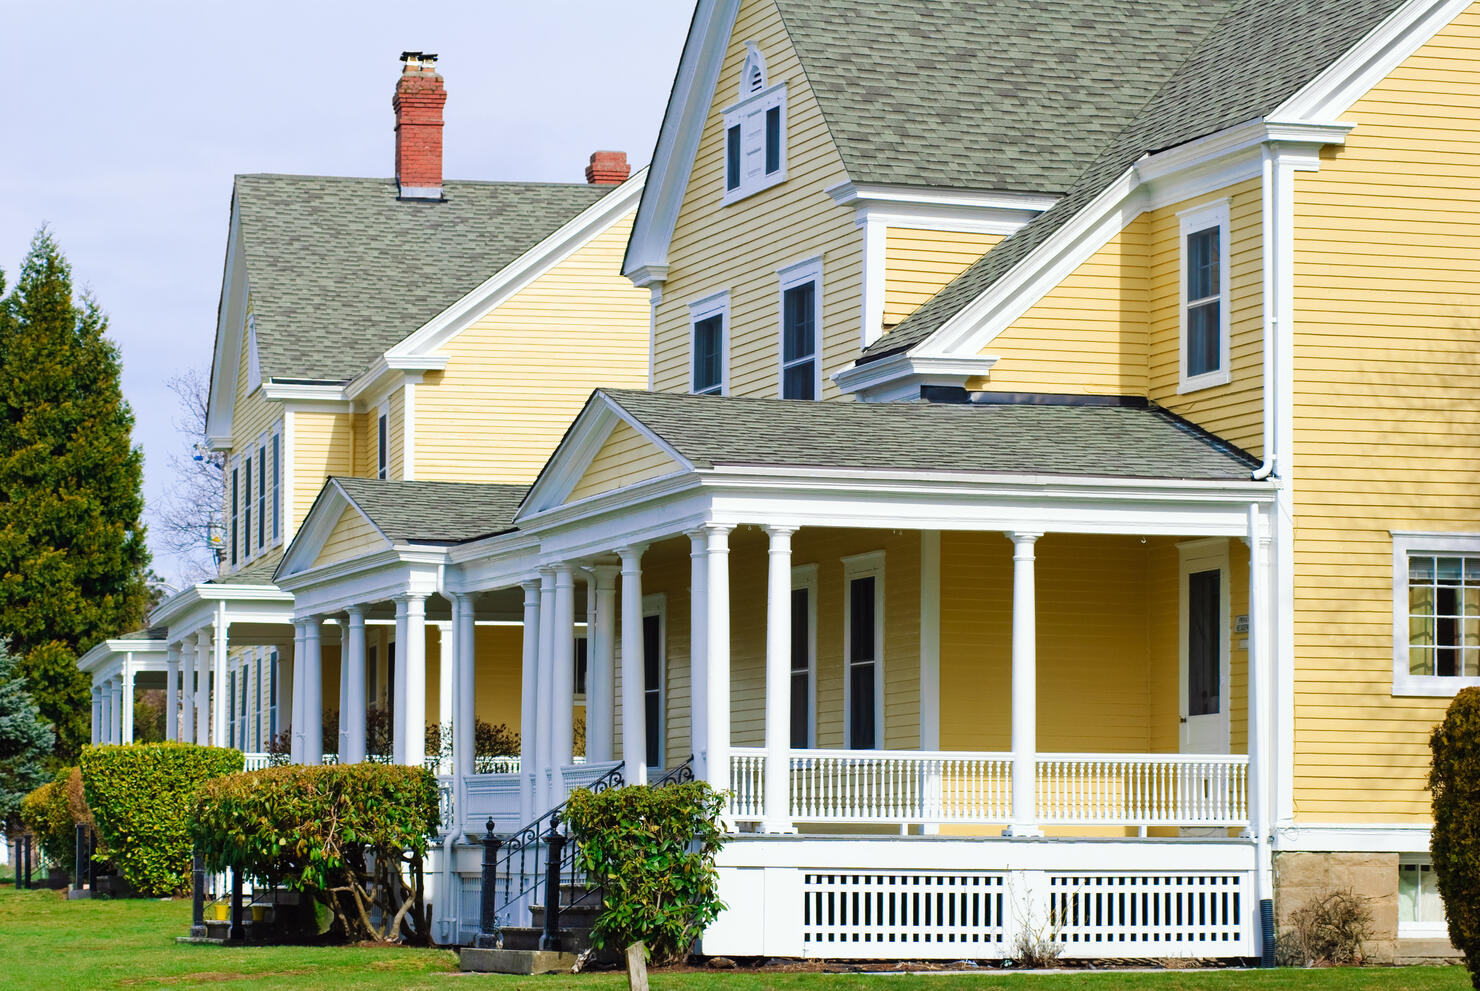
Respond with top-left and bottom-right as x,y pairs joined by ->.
551,566 -> 577,796
164,644 -> 181,742
195,631 -> 211,746
181,637 -> 196,745
90,685 -> 102,745
536,568 -> 558,807
290,623 -> 306,762
300,618 -> 323,765
109,677 -> 123,744
518,580 -> 542,823
704,525 -> 734,796
763,526 -> 797,833
453,593 -> 476,786
588,565 -> 620,764
121,658 -> 135,744
396,594 -> 428,767
687,530 -> 709,779
210,612 -> 228,747
99,679 -> 111,744
1247,505 -> 1275,911
343,606 -> 368,763
618,545 -> 648,786
1006,531 -> 1042,837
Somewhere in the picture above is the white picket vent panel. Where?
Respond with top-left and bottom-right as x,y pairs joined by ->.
801,871 -> 1007,958
1048,873 -> 1248,957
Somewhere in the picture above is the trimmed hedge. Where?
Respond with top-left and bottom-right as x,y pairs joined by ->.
1431,686 -> 1480,989
566,781 -> 727,965
192,763 -> 438,943
80,742 -> 242,896
19,766 -> 92,868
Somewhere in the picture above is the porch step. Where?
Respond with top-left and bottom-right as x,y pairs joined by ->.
529,903 -> 599,932
493,926 -> 594,954
460,946 -> 580,975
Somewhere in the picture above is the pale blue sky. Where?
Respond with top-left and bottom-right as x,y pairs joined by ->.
0,0 -> 694,588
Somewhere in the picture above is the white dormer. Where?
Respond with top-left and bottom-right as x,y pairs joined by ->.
722,41 -> 786,204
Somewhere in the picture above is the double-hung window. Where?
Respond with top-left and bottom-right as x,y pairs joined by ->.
790,565 -> 817,749
721,43 -> 786,203
643,600 -> 665,769
242,454 -> 252,559
1393,532 -> 1480,695
843,551 -> 884,750
256,440 -> 267,550
778,257 -> 821,400
1399,857 -> 1449,937
229,462 -> 240,567
689,292 -> 729,396
270,432 -> 281,541
377,405 -> 389,480
1179,200 -> 1231,392
268,651 -> 278,742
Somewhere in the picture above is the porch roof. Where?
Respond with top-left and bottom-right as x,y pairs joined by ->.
596,389 -> 1259,482
331,477 -> 529,545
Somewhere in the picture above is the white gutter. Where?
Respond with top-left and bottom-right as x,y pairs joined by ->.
1252,147 -> 1278,481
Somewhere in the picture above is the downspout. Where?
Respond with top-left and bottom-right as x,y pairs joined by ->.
1252,146 -> 1278,481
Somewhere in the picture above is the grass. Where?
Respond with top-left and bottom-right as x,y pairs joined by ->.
0,885 -> 1469,991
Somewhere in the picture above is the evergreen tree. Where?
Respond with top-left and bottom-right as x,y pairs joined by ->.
0,229 -> 150,760
0,640 -> 54,830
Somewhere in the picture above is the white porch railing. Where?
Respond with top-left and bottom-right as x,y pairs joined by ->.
729,749 -> 1248,828
243,752 -> 271,771
1037,753 -> 1248,827
475,755 -> 520,775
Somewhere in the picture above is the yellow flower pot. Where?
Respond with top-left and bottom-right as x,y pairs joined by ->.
208,902 -> 229,921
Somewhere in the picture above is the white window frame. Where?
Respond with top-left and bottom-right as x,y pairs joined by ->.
842,550 -> 886,750
643,592 -> 666,770
242,448 -> 253,561
1178,199 -> 1232,394
791,562 -> 818,749
1178,538 -> 1232,754
1391,531 -> 1480,696
269,423 -> 282,545
720,42 -> 786,206
228,456 -> 241,569
245,312 -> 261,394
376,401 -> 390,480
777,255 -> 823,401
688,291 -> 730,396
1397,854 -> 1449,939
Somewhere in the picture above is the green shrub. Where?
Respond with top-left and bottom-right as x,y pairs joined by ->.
1431,686 -> 1480,988
192,763 -> 438,943
80,742 -> 242,896
19,766 -> 93,868
565,781 -> 727,965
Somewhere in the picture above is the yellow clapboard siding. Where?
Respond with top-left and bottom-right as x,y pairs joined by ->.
653,0 -> 863,402
1289,2 -> 1480,822
387,387 -> 405,480
568,419 -> 680,503
291,412 -> 353,532
313,505 -> 389,569
413,215 -> 650,483
883,228 -> 1004,330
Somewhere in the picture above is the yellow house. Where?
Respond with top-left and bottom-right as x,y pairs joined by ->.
242,0 -> 1477,962
128,55 -> 652,916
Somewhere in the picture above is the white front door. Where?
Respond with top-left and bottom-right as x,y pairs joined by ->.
1179,542 -> 1231,755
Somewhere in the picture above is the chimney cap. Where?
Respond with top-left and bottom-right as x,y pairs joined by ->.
586,150 -> 631,186
400,51 -> 439,65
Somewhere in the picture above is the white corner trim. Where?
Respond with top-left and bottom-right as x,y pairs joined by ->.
858,214 -> 887,348
387,167 -> 647,363
623,0 -> 743,281
831,352 -> 999,402
403,381 -> 417,481
1390,531 -> 1480,696
1275,0 -> 1471,122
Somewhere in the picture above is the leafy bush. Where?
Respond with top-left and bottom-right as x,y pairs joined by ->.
565,781 -> 727,965
1431,686 -> 1480,987
19,766 -> 93,868
0,640 -> 53,827
80,742 -> 242,895
192,763 -> 438,943
1276,888 -> 1373,966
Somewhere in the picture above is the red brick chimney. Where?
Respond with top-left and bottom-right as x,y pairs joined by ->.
394,52 -> 447,200
586,150 -> 631,186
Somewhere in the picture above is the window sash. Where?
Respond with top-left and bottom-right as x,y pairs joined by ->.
847,575 -> 878,749
377,413 -> 388,480
781,281 -> 817,400
1407,553 -> 1480,677
765,106 -> 781,174
643,613 -> 662,767
692,314 -> 724,395
268,652 -> 278,741
243,456 -> 252,558
1187,569 -> 1220,716
725,125 -> 741,191
230,468 -> 239,566
257,444 -> 267,549
790,586 -> 810,748
270,434 -> 281,540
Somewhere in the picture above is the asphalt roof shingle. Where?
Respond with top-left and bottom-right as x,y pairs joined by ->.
853,0 -> 1409,361
233,175 -> 614,382
332,477 -> 528,544
599,389 -> 1259,482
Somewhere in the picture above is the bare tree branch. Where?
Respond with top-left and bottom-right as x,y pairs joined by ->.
150,367 -> 223,582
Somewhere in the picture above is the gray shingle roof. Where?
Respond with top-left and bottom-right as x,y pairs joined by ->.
860,0 -> 1408,360
233,175 -> 614,382
332,477 -> 528,544
600,389 -> 1259,481
774,0 -> 1214,195
216,548 -> 285,586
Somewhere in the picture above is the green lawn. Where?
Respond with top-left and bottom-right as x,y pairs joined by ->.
0,885 -> 1468,991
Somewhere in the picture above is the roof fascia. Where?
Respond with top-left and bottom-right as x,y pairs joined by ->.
515,393 -> 695,519
1275,0 -> 1469,121
622,0 -> 741,285
387,169 -> 648,361
844,119 -> 1350,395
205,195 -> 248,449
275,479 -> 390,582
827,181 -> 1058,235
278,547 -> 445,618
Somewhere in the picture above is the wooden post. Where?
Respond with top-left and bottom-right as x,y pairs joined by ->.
625,941 -> 649,991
